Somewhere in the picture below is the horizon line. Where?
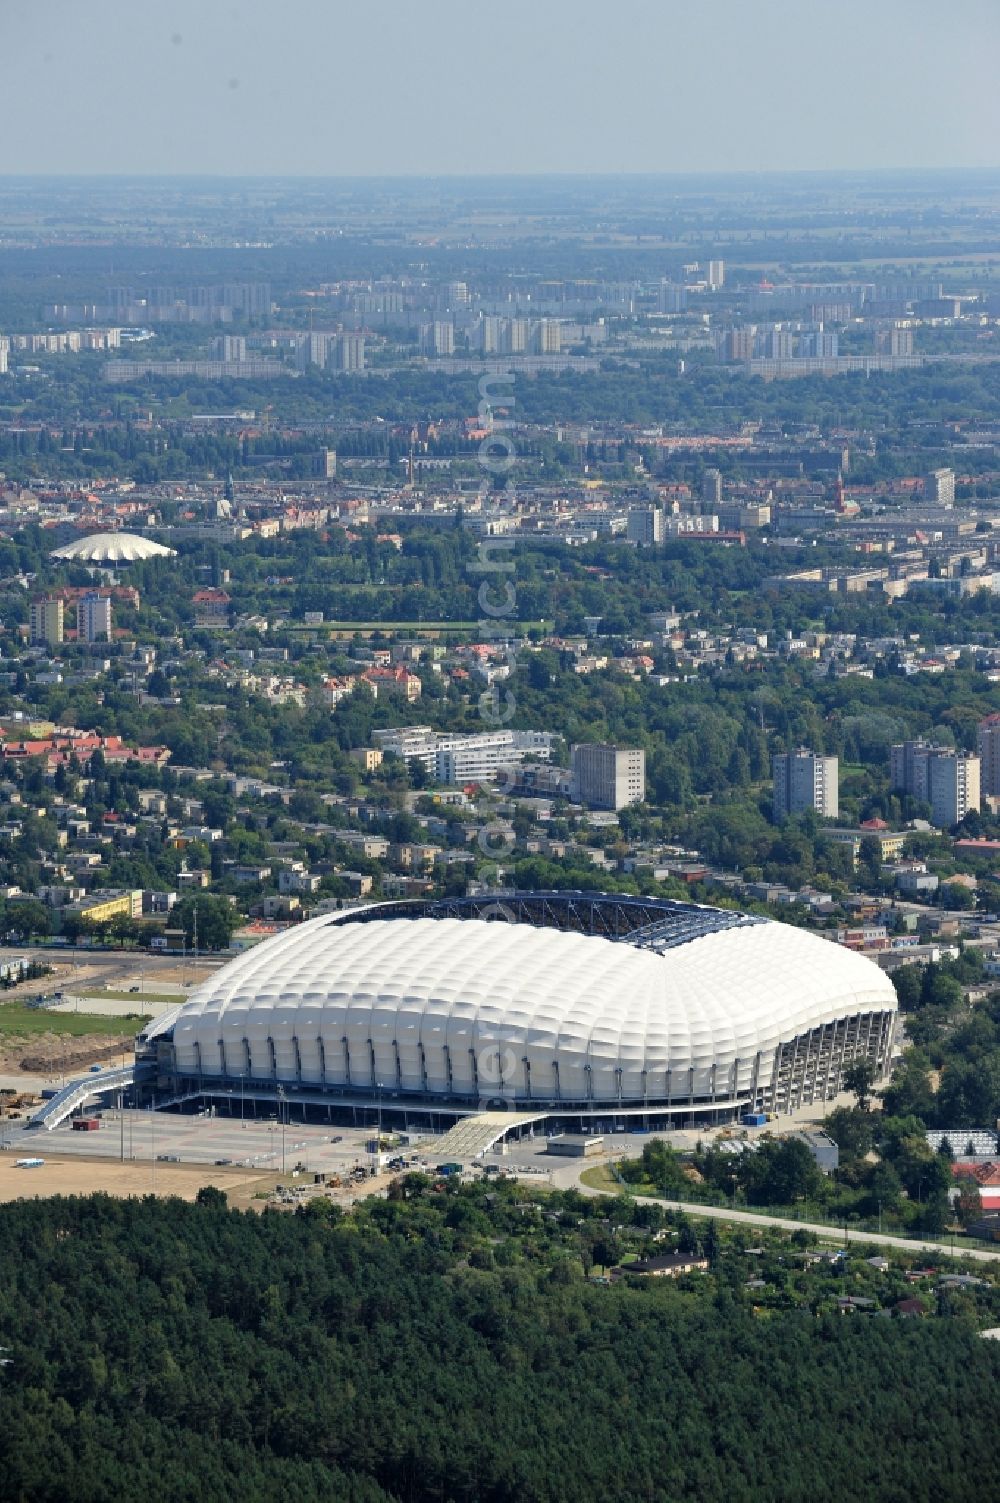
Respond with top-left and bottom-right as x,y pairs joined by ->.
0,165 -> 999,184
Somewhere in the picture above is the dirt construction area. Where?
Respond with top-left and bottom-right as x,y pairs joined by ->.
0,1154 -> 265,1206
0,1110 -> 425,1210
0,1153 -> 402,1213
0,947 -> 225,1079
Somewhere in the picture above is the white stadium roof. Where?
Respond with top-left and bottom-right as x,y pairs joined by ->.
154,901 -> 898,1112
50,531 -> 176,563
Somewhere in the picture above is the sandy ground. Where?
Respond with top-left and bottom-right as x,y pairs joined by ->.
49,998 -> 170,1018
0,1153 -> 397,1213
0,1153 -> 264,1205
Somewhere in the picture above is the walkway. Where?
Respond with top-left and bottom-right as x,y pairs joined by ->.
431,1111 -> 548,1160
28,1063 -> 151,1131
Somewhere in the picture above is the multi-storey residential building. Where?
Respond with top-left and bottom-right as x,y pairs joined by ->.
533,319 -> 561,354
798,329 -> 839,357
772,749 -> 838,821
421,321 -> 455,357
722,327 -> 756,361
876,325 -> 914,358
924,467 -> 956,506
658,281 -> 687,313
702,468 -> 722,508
298,331 -> 331,369
480,316 -> 502,354
764,330 -> 796,360
500,318 -> 529,355
78,593 -> 112,643
435,730 -> 553,785
890,740 -> 934,803
626,508 -> 664,546
211,334 -> 247,361
928,752 -> 980,828
372,726 -> 439,771
372,727 -> 553,784
29,597 -> 64,647
571,743 -> 646,810
333,333 -> 365,372
978,714 -> 1000,797
891,740 -> 980,827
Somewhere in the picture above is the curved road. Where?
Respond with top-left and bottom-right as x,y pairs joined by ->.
574,1169 -> 1000,1264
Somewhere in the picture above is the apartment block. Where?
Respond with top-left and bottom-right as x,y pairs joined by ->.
891,739 -> 979,827
772,749 -> 838,821
78,593 -> 112,643
978,714 -> 1000,797
626,508 -> 664,546
29,597 -> 64,647
928,752 -> 980,828
571,743 -> 646,810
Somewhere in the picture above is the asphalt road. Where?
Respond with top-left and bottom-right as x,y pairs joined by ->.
573,1172 -> 1000,1264
0,946 -> 224,987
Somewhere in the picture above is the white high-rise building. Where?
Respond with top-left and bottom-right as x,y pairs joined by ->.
928,752 -> 979,829
924,468 -> 956,506
501,319 -> 529,355
889,740 -> 977,827
772,749 -> 838,821
480,316 -> 502,354
707,260 -> 725,290
571,744 -> 646,810
421,322 -> 455,357
78,592 -> 112,643
534,319 -> 561,354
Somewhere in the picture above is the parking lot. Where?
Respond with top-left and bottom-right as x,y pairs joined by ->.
25,1110 -> 421,1173
0,1089 -> 867,1205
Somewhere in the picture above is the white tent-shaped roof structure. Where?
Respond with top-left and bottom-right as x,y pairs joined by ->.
50,531 -> 176,564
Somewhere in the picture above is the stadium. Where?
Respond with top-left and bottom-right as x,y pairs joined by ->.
136,893 -> 898,1133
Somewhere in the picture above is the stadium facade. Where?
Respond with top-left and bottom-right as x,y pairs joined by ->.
139,894 -> 898,1128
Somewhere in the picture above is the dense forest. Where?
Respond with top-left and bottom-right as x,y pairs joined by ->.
0,1185 -> 998,1502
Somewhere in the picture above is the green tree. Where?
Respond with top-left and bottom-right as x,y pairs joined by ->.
173,894 -> 239,951
844,1059 -> 877,1112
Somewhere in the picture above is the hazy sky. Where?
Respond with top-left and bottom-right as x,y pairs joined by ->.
2,0 -> 999,177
